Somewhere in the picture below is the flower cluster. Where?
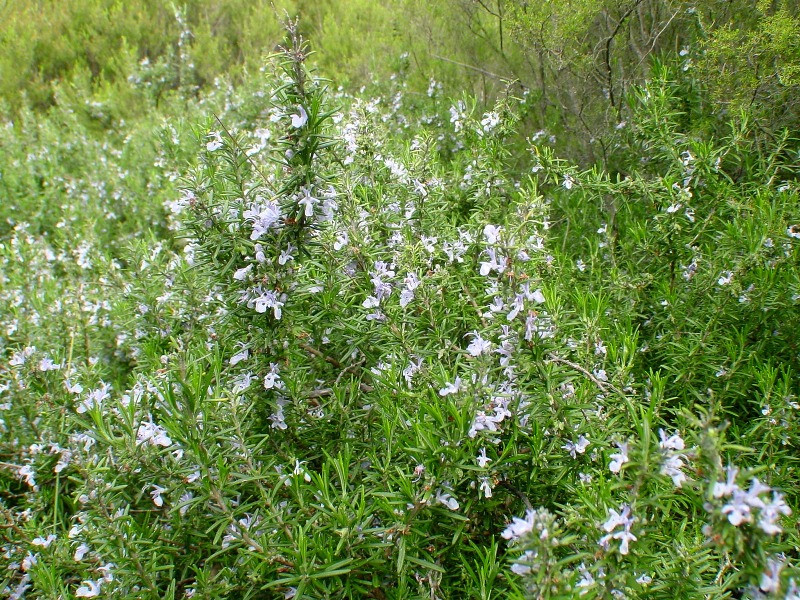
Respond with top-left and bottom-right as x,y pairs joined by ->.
707,466 -> 792,534
599,504 -> 637,555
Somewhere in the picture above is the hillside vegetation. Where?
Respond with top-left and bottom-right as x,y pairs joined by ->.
1,3 -> 799,599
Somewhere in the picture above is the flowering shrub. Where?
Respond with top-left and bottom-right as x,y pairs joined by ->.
1,24 -> 798,600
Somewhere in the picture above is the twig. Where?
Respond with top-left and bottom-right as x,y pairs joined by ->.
305,382 -> 374,399
546,353 -> 626,397
213,112 -> 278,196
334,357 -> 365,387
432,54 -> 510,81
634,8 -> 681,71
461,280 -> 489,329
603,0 -> 645,111
500,481 -> 533,512
298,342 -> 343,369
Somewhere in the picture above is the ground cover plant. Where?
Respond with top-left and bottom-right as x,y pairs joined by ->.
1,10 -> 799,600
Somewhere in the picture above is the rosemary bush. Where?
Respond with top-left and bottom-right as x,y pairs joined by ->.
1,26 -> 798,600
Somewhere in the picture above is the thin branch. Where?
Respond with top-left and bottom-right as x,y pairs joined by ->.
500,481 -> 533,511
474,0 -> 499,18
604,0 -> 645,110
547,353 -> 626,397
462,281 -> 489,329
634,7 -> 681,71
432,54 -> 510,81
298,342 -> 343,369
305,382 -> 374,399
213,112 -> 278,196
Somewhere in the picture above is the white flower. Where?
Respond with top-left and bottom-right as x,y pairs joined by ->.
435,490 -> 460,511
278,244 -> 296,266
137,421 -> 172,447
400,272 -> 421,308
150,485 -> 167,507
609,442 -> 629,474
31,534 -> 57,548
99,563 -> 115,582
479,248 -> 506,276
483,224 -> 502,244
602,506 -> 630,533
476,447 -> 491,468
18,465 -> 37,489
293,459 -> 312,483
9,351 -> 27,366
449,101 -> 466,132
229,346 -> 249,365
74,543 -> 90,561
575,563 -> 596,594
479,477 -> 493,498
21,551 -> 37,571
297,187 -> 318,217
75,579 -> 102,597
290,105 -> 308,128
206,133 -> 223,152
502,510 -> 536,540
466,332 -> 492,357
65,380 -> 84,394
562,174 -> 574,190
38,357 -> 61,372
333,231 -> 349,251
402,357 -> 422,386
717,271 -> 733,286
438,377 -> 462,397
661,454 -> 687,488
77,383 -> 111,414
179,492 -> 194,516
528,287 -> 546,304
760,556 -> 784,593
563,435 -> 590,459
744,478 -> 770,508
263,363 -> 283,390
362,295 -> 380,309
786,579 -> 800,600
231,372 -> 255,394
245,198 -> 282,241
599,504 -> 637,555
510,549 -> 536,575
506,294 -> 525,321
721,488 -> 752,525
658,429 -> 688,487
758,492 -> 792,535
481,111 -> 500,132
713,465 -> 739,498
233,265 -> 253,282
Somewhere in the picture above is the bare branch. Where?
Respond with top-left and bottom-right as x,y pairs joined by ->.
547,353 -> 627,397
432,54 -> 511,81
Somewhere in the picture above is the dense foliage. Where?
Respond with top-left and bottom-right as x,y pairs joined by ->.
1,6 -> 799,600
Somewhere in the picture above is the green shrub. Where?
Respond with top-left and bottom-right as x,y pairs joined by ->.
1,17 -> 798,600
